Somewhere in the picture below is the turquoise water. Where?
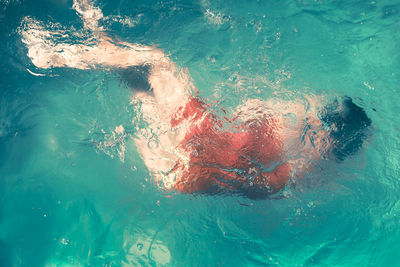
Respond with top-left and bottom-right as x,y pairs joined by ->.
1,0 -> 400,266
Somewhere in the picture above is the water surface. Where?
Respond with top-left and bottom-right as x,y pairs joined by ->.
1,0 -> 400,266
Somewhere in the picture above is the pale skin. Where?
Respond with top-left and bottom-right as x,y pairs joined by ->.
22,0 -> 331,195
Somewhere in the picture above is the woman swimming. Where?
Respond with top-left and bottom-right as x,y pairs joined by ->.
20,0 -> 371,198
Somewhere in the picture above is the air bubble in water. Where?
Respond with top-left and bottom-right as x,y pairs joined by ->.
60,238 -> 70,245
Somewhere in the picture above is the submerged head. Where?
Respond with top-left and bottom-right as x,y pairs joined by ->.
321,97 -> 372,162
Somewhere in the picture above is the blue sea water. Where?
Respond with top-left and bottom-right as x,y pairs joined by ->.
1,0 -> 400,266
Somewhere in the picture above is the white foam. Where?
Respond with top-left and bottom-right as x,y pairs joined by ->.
72,0 -> 104,32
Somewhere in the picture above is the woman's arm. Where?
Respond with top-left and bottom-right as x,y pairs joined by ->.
22,0 -> 168,70
22,29 -> 167,70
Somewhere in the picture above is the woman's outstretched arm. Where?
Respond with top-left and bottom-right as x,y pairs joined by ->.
22,26 -> 167,70
21,0 -> 195,105
21,0 -> 168,70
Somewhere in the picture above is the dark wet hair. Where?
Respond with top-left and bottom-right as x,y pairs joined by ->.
320,97 -> 372,162
118,65 -> 152,93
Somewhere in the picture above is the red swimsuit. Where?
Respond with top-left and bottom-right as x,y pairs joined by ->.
170,97 -> 292,196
